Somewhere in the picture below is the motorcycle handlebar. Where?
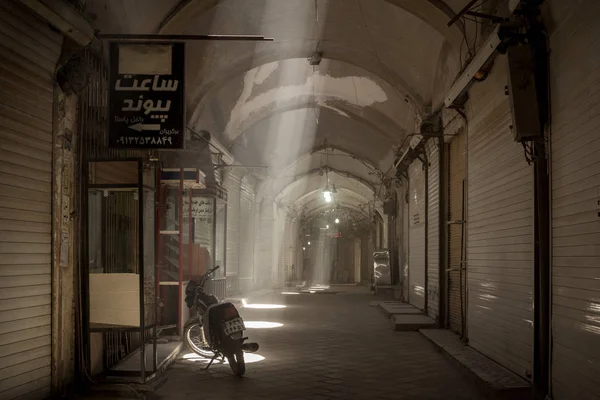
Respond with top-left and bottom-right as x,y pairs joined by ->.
197,265 -> 220,288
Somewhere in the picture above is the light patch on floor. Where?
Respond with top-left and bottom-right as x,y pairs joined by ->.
182,352 -> 265,364
244,321 -> 283,329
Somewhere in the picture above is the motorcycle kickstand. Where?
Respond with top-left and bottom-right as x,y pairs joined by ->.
205,352 -> 220,370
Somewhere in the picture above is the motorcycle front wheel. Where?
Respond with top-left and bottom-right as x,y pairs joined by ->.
183,322 -> 215,358
225,339 -> 246,377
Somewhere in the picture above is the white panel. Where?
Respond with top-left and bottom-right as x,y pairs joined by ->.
427,140 -> 440,319
0,3 -> 61,399
466,56 -> 534,381
548,0 -> 600,398
89,274 -> 140,326
408,159 -> 426,310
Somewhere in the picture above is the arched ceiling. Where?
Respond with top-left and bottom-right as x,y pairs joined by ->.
231,110 -> 396,171
88,0 -> 474,222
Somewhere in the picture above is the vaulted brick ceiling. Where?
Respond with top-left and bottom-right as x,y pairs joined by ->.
88,0 -> 473,218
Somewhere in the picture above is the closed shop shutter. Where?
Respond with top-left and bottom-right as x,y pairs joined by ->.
0,3 -> 62,399
448,128 -> 466,335
224,170 -> 242,281
239,175 -> 256,293
466,56 -> 534,380
360,235 -> 370,285
548,0 -> 600,397
408,160 -> 426,310
256,199 -> 273,289
427,140 -> 440,319
276,215 -> 288,288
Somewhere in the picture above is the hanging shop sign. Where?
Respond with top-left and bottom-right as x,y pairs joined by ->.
183,197 -> 214,221
109,42 -> 185,149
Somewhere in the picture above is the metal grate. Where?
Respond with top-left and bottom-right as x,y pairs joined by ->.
206,277 -> 227,301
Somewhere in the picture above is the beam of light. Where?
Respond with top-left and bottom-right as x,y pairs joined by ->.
245,321 -> 283,329
281,291 -> 300,295
182,352 -> 265,364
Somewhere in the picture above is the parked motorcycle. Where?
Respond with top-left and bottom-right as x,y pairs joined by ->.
183,266 -> 259,376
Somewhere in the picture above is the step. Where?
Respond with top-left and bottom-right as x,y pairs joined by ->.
390,314 -> 436,331
376,301 -> 423,318
420,329 -> 532,399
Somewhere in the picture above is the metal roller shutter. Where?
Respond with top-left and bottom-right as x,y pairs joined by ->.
256,199 -> 274,289
408,160 -> 426,310
224,170 -> 242,281
239,175 -> 256,293
548,0 -> 600,397
448,129 -> 466,335
0,3 -> 63,399
275,213 -> 288,288
427,140 -> 440,319
466,56 -> 534,380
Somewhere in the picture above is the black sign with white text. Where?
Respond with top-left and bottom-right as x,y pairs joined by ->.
109,42 -> 185,149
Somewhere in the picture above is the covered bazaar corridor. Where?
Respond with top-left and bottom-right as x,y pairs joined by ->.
0,1 -> 599,400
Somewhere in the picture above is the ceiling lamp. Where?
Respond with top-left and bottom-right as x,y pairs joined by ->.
335,218 -> 340,224
323,186 -> 332,203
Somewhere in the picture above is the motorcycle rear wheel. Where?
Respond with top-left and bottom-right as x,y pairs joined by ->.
183,322 -> 215,358
225,340 -> 246,377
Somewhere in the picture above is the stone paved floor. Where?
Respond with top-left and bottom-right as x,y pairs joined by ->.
145,287 -> 486,400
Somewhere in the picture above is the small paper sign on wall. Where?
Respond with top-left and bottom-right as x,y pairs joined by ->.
108,42 -> 185,149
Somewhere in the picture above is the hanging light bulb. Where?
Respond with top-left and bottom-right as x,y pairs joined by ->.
335,218 -> 340,224
323,189 -> 332,203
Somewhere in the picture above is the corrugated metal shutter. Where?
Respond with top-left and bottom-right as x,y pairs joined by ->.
448,129 -> 466,335
427,140 -> 440,319
256,199 -> 273,289
360,235 -> 370,285
224,170 -> 242,280
276,213 -> 288,288
0,3 -> 62,399
408,160 -> 426,310
549,0 -> 600,397
239,175 -> 255,293
466,56 -> 534,380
